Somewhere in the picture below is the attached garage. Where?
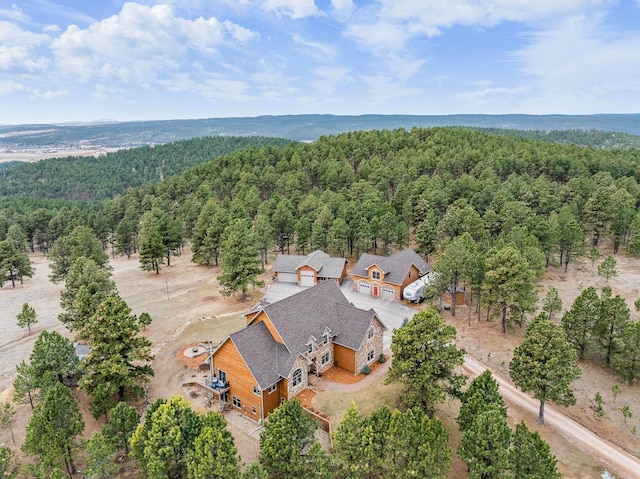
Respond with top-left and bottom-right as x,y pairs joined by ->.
382,287 -> 395,300
358,281 -> 371,294
277,271 -> 298,283
300,271 -> 315,287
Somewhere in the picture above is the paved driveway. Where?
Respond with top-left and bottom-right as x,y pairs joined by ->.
263,280 -> 418,350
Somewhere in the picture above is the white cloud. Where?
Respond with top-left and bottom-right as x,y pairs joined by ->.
292,35 -> 337,61
260,0 -> 321,19
330,0 -> 355,18
50,2 -> 258,83
0,4 -> 30,23
0,79 -> 66,99
514,15 -> 640,99
0,21 -> 51,72
346,0 -> 612,51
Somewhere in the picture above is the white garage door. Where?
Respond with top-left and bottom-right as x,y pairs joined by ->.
300,271 -> 315,287
277,271 -> 298,283
382,287 -> 395,300
358,281 -> 371,294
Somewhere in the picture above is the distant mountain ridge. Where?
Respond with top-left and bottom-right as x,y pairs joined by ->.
1,114 -> 639,148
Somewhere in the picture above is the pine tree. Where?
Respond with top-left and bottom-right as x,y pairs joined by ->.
457,409 -> 512,479
331,403 -> 373,479
457,369 -> 507,433
130,396 -> 202,479
509,422 -> 561,478
598,256 -> 618,282
80,295 -> 154,418
48,225 -> 109,283
16,302 -> 38,334
218,218 -> 264,300
594,286 -> 629,367
138,212 -> 165,274
0,239 -> 34,288
22,382 -> 85,476
613,321 -> 640,384
187,412 -> 240,479
84,432 -> 119,479
510,314 -> 582,425
561,286 -> 599,360
542,287 -> 563,320
102,402 -> 140,454
259,399 -> 329,479
386,308 -> 466,415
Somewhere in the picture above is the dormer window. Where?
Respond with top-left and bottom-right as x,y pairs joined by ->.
322,334 -> 329,345
308,343 -> 314,354
372,270 -> 381,280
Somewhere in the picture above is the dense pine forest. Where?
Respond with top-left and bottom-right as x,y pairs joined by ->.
0,136 -> 291,201
3,126 -> 640,478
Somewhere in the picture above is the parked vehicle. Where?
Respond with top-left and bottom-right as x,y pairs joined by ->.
402,272 -> 436,302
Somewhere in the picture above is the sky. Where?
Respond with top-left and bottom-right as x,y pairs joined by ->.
1,0 -> 640,125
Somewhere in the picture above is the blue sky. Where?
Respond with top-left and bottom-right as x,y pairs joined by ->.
1,0 -> 639,124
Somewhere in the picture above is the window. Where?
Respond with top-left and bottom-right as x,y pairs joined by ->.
372,270 -> 380,280
307,343 -> 314,354
368,327 -> 374,339
367,350 -> 375,362
321,353 -> 330,366
252,386 -> 260,396
322,334 -> 329,345
232,396 -> 242,408
292,368 -> 302,387
267,384 -> 277,394
252,407 -> 257,414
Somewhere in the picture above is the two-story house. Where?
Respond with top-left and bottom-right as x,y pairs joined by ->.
209,281 -> 385,423
351,248 -> 430,301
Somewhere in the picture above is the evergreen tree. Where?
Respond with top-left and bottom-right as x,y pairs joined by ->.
80,295 -> 154,418
561,286 -> 599,360
22,382 -> 85,476
510,314 -> 582,425
130,396 -> 202,479
259,399 -> 330,479
509,422 -> 561,479
186,412 -> 240,479
59,256 -> 117,332
542,287 -> 563,320
0,239 -> 34,288
0,446 -> 18,479
482,245 -> 537,333
614,321 -> 640,384
218,218 -> 264,300
457,409 -> 512,479
48,225 -> 109,283
383,408 -> 451,479
29,330 -> 79,386
434,232 -> 476,317
331,403 -> 374,479
84,432 -> 119,479
16,302 -> 38,333
594,286 -> 629,367
191,199 -> 229,266
0,402 -> 16,446
138,211 -> 165,274
13,360 -> 38,409
598,255 -> 618,282
102,402 -> 140,455
386,308 -> 466,415
114,217 -> 137,259
457,369 -> 507,433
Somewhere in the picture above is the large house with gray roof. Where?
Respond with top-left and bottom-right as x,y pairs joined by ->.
272,250 -> 347,286
352,248 -> 430,301
210,281 -> 385,423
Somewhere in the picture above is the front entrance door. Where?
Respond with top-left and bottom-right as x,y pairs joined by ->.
373,285 -> 379,296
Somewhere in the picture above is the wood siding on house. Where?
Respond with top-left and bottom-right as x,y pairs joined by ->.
333,343 -> 356,373
249,311 -> 285,344
213,339 -> 262,421
262,383 -> 281,418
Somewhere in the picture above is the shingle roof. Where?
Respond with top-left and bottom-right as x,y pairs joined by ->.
272,250 -> 347,279
351,248 -> 430,285
228,321 -> 288,390
221,281 -> 383,387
